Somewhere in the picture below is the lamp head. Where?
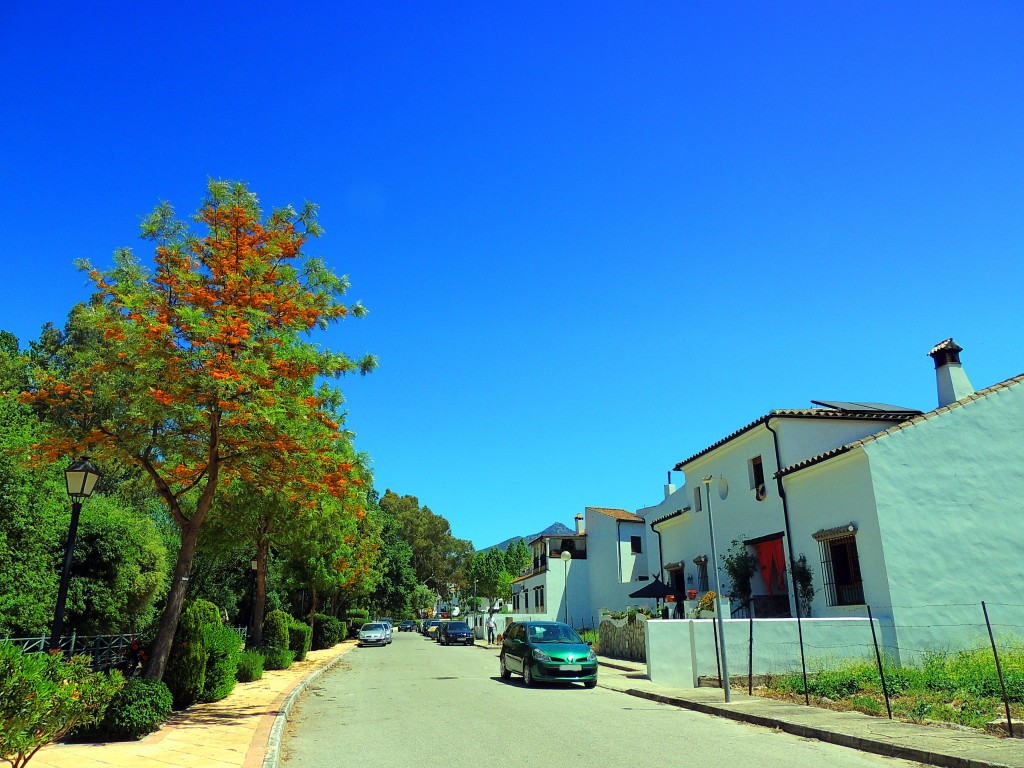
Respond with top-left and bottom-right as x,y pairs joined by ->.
65,459 -> 100,499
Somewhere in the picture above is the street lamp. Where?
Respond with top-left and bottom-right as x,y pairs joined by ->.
560,550 -> 572,625
50,459 -> 100,651
703,475 -> 732,702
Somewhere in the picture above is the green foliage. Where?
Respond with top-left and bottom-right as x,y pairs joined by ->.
761,641 -> 1024,731
199,625 -> 243,703
287,619 -> 312,662
311,614 -> 344,650
262,610 -> 291,652
791,554 -> 815,618
379,490 -> 472,595
236,651 -> 265,683
261,648 -> 295,670
0,381 -> 168,637
87,677 -> 173,741
0,641 -> 123,767
721,537 -> 759,604
163,601 -> 208,710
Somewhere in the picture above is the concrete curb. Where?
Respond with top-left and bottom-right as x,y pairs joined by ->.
619,687 -> 1016,768
262,646 -> 354,768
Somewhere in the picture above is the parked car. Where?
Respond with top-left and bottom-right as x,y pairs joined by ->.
399,620 -> 417,632
499,621 -> 597,688
438,621 -> 474,646
424,620 -> 443,638
358,622 -> 390,647
433,621 -> 449,641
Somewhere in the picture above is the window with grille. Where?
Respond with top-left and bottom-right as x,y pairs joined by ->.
818,534 -> 864,606
696,558 -> 709,592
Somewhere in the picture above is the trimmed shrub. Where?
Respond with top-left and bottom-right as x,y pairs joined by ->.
163,601 -> 209,710
0,642 -> 123,764
190,599 -> 223,629
346,609 -> 369,638
89,677 -> 173,741
287,620 -> 312,662
199,625 -> 243,703
312,614 -> 344,650
236,651 -> 265,683
263,610 -> 291,652
261,648 -> 295,670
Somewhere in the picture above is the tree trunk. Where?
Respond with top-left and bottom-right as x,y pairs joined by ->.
250,539 -> 270,648
144,520 -> 201,679
308,585 -> 318,625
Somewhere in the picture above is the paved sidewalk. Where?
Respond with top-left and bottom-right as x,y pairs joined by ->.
589,655 -> 1024,768
30,642 -> 356,768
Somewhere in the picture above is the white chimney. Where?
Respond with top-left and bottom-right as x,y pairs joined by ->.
664,471 -> 676,499
928,339 -> 974,407
575,513 -> 585,535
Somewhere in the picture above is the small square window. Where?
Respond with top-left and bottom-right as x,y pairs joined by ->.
749,456 -> 766,500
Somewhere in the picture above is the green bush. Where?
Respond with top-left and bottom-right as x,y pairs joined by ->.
287,620 -> 312,662
199,625 -> 243,703
163,601 -> 209,710
236,651 -> 265,683
261,648 -> 295,670
0,641 -> 123,765
263,609 -> 291,652
347,608 -> 370,620
89,677 -> 173,741
312,614 -> 344,650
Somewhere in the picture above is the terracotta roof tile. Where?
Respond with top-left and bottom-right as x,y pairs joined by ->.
586,506 -> 643,522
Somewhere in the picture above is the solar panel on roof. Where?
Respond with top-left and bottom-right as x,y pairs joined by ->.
810,400 -> 921,414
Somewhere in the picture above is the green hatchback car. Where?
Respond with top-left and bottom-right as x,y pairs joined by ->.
499,621 -> 598,688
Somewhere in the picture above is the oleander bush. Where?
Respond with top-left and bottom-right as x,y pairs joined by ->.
87,677 -> 173,741
0,641 -> 123,765
236,651 -> 265,682
261,648 -> 295,671
199,624 -> 243,703
287,619 -> 312,662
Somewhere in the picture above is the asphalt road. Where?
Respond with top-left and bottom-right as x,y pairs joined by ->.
283,631 -> 926,767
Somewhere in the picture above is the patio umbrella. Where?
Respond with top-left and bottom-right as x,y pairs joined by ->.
628,576 -> 679,600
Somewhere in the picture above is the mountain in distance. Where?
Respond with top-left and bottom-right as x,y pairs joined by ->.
483,521 -> 574,553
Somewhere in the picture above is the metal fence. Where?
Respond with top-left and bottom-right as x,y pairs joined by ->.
4,627 -> 249,672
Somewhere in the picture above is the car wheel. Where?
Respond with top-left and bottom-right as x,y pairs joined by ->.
584,679 -> 597,689
523,663 -> 535,687
499,655 -> 511,679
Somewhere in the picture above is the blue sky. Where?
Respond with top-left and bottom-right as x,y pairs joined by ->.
2,3 -> 1022,549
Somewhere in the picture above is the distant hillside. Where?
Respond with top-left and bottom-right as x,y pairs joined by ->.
484,521 -> 574,552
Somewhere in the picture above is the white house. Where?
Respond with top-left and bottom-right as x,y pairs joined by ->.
639,339 -> 1024,661
776,340 -> 1024,658
510,507 -> 653,628
639,399 -> 918,618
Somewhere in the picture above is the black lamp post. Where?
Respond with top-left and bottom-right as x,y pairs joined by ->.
249,559 -> 258,642
50,459 -> 100,652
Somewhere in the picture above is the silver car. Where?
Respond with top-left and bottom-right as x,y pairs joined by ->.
358,622 -> 389,647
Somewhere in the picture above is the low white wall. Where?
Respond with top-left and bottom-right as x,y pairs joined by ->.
645,617 -> 881,688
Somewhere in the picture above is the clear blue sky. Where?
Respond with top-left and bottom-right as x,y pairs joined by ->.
2,3 -> 1022,549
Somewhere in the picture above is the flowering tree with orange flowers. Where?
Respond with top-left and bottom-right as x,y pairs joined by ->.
21,180 -> 376,679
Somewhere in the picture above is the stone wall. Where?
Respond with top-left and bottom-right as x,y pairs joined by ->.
598,615 -> 647,662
